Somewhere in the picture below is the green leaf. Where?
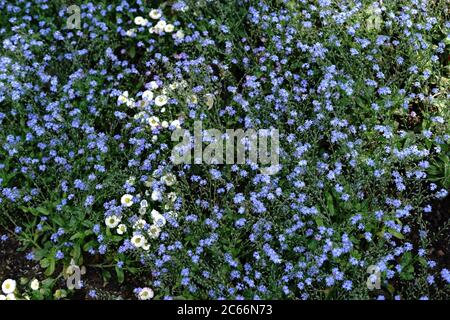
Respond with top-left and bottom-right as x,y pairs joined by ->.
71,244 -> 81,261
444,36 -> 450,46
128,267 -> 138,274
129,46 -> 136,59
386,283 -> 395,295
36,207 -> 50,215
400,265 -> 415,280
70,232 -> 84,241
115,266 -> 124,284
52,216 -> 65,227
314,217 -> 324,227
34,249 -> 47,261
325,192 -> 335,216
83,240 -> 96,251
41,278 -> 56,288
388,229 -> 405,240
82,220 -> 93,228
40,258 -> 50,268
401,252 -> 412,265
102,270 -> 111,283
45,259 -> 56,276
19,206 -> 30,213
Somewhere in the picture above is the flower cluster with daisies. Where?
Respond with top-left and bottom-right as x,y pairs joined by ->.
0,0 -> 449,300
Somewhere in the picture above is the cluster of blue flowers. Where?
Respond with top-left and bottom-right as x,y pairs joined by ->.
0,0 -> 449,300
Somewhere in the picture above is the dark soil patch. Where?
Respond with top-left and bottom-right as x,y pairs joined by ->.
374,195 -> 450,299
0,236 -> 41,282
426,195 -> 450,269
71,257 -> 150,300
0,230 -> 148,300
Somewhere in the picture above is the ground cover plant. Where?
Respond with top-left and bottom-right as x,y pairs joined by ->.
0,0 -> 449,300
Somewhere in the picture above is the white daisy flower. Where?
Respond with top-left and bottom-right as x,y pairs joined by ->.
137,99 -> 149,109
133,219 -> 147,230
168,192 -> 177,202
134,16 -> 148,26
117,224 -> 127,235
187,94 -> 198,104
6,293 -> 15,300
161,121 -> 169,128
2,279 -> 16,294
149,81 -> 159,90
151,135 -> 158,143
154,95 -> 168,107
155,20 -> 167,32
117,91 -> 129,105
164,24 -> 175,33
174,30 -> 185,40
126,176 -> 136,185
142,90 -> 154,101
150,209 -> 160,218
161,173 -> 176,186
148,116 -> 160,129
138,287 -> 154,300
149,9 -> 162,20
151,190 -> 163,201
121,194 -> 134,207
134,111 -> 145,120
131,234 -> 146,248
169,82 -> 179,90
151,210 -> 166,227
125,97 -> 135,108
148,224 -> 161,239
167,211 -> 178,219
144,177 -> 153,188
30,279 -> 40,291
142,243 -> 150,251
125,29 -> 136,37
105,215 -> 121,228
